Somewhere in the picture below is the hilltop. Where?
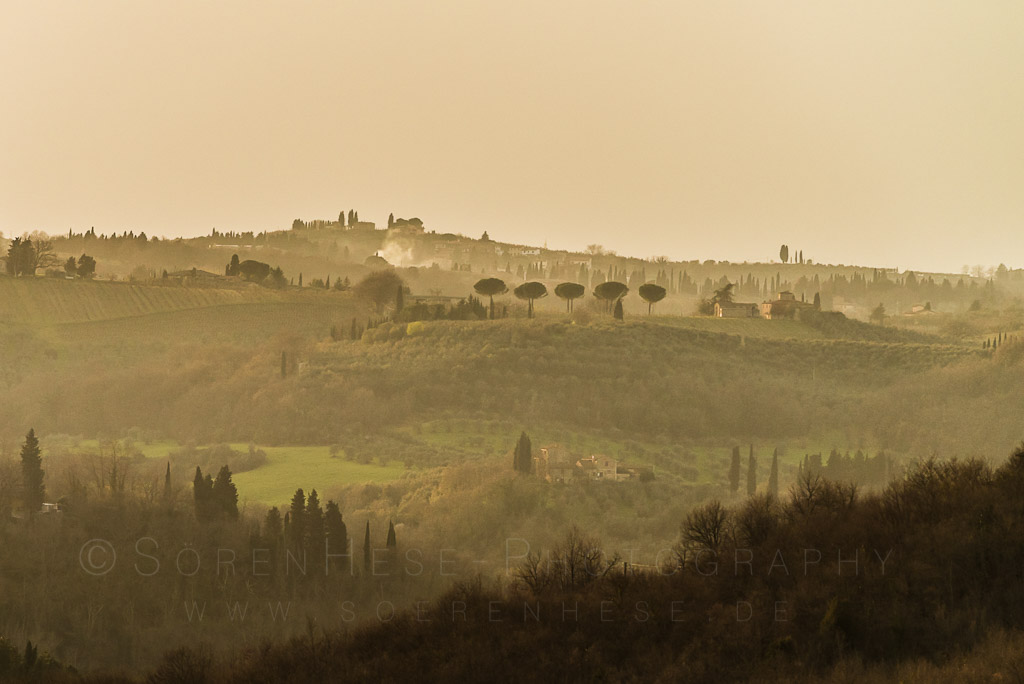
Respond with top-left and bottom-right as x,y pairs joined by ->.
6,215 -> 1024,331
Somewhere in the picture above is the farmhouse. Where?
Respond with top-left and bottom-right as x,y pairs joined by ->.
715,302 -> 759,318
761,291 -> 813,319
535,446 -> 654,483
904,303 -> 937,316
535,445 -> 576,483
577,455 -> 618,480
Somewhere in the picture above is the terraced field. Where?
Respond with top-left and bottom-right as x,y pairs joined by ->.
0,277 -> 270,325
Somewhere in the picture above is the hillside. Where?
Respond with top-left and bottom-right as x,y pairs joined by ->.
0,276 -> 284,325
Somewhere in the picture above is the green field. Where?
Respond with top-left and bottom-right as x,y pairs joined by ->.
68,438 -> 409,507
227,444 -> 407,507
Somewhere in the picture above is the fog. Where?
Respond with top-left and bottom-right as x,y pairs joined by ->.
2,1 -> 1024,272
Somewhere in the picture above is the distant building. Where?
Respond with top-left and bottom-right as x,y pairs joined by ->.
535,445 -> 574,482
167,268 -> 225,284
904,304 -> 937,316
535,446 -> 653,483
388,218 -> 423,235
761,292 -> 813,319
577,455 -> 618,480
715,302 -> 760,318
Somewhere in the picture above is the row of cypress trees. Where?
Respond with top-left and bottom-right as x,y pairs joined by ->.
728,445 -> 780,498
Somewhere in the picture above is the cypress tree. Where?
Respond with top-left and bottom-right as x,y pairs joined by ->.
768,448 -> 779,499
396,284 -> 404,313
324,502 -> 348,573
192,466 -> 214,522
614,299 -> 624,320
728,446 -> 741,495
363,521 -> 371,573
264,507 -> 283,542
163,462 -> 171,501
212,465 -> 239,519
513,432 -> 532,474
20,429 -> 45,515
747,445 -> 757,496
306,489 -> 325,553
289,489 -> 307,550
386,520 -> 397,548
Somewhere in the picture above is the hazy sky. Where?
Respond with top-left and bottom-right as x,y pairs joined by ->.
2,1 -> 1022,273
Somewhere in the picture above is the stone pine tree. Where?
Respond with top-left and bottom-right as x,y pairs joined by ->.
768,448 -> 779,499
474,278 -> 509,320
747,445 -> 757,496
363,521 -> 372,573
554,282 -> 586,313
728,446 -> 741,496
513,281 -> 548,319
638,283 -> 667,314
513,432 -> 533,474
20,429 -> 45,516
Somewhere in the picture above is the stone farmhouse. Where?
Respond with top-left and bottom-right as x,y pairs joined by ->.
534,446 -> 653,483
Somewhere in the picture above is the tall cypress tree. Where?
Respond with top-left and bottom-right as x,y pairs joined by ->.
324,502 -> 348,573
386,520 -> 397,548
289,489 -> 307,550
747,445 -> 757,496
192,466 -> 214,522
768,448 -> 779,499
396,284 -> 404,313
363,521 -> 371,573
264,507 -> 283,542
20,429 -> 45,515
513,432 -> 532,474
163,462 -> 171,501
213,465 -> 239,519
305,489 -> 325,556
728,446 -> 741,495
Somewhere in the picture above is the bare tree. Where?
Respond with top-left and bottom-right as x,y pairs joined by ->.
30,239 -> 58,272
681,500 -> 729,552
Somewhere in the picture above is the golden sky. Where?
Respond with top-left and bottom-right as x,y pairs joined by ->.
2,1 -> 1022,273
